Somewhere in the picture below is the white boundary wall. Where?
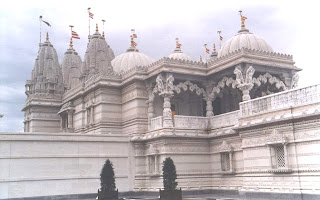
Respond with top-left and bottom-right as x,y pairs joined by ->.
0,132 -> 133,199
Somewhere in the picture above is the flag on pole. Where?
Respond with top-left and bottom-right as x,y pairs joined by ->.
72,31 -> 80,39
220,35 -> 223,41
132,33 -> 137,38
241,16 -> 247,21
205,47 -> 210,54
41,19 -> 51,27
89,12 -> 94,19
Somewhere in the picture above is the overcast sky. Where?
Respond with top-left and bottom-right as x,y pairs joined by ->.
1,0 -> 320,132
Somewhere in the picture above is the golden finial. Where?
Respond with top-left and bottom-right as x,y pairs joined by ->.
213,43 -> 216,53
130,29 -> 137,48
176,38 -> 182,49
96,24 -> 99,32
69,37 -> 73,48
239,10 -> 247,28
200,55 -> 203,62
46,32 -> 49,41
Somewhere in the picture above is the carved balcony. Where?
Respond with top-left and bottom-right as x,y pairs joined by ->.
209,111 -> 239,130
239,84 -> 320,117
150,115 -> 208,131
174,115 -> 208,130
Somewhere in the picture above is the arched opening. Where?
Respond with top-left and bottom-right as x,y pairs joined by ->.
212,86 -> 242,115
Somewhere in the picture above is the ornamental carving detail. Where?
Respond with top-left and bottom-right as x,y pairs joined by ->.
266,129 -> 288,145
153,73 -> 174,97
291,73 -> 299,89
208,77 -> 237,99
217,140 -> 233,152
173,81 -> 207,98
252,73 -> 288,91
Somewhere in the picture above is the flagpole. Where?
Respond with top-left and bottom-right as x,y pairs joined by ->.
39,16 -> 42,43
102,19 -> 105,38
69,25 -> 74,48
204,43 -> 207,63
88,7 -> 91,36
217,30 -> 222,49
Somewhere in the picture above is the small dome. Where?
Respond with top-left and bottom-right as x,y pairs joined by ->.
111,46 -> 153,73
218,27 -> 273,58
168,40 -> 191,61
168,49 -> 191,61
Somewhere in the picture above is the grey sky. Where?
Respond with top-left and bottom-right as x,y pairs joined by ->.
1,0 -> 319,132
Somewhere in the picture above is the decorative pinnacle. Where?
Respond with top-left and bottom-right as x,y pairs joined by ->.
69,37 -> 73,48
46,32 -> 49,41
130,29 -> 137,47
239,10 -> 247,28
176,38 -> 182,49
96,24 -> 98,32
200,55 -> 203,62
213,43 -> 216,53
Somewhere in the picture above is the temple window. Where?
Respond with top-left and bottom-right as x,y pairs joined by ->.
221,152 -> 231,171
87,108 -> 91,125
217,141 -> 234,174
148,155 -> 156,174
266,129 -> 291,173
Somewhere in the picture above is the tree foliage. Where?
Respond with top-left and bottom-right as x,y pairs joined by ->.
100,159 -> 116,192
162,157 -> 178,190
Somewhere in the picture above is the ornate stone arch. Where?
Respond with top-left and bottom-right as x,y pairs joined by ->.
253,73 -> 288,91
173,80 -> 207,98
208,77 -> 237,100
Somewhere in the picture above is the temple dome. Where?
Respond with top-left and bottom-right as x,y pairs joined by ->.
111,46 -> 153,73
218,27 -> 273,58
168,40 -> 191,61
61,43 -> 82,89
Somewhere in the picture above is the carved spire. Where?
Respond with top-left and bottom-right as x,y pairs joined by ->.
46,32 -> 49,41
96,23 -> 99,32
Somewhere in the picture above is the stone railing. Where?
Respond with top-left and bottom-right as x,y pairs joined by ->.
149,115 -> 209,131
150,116 -> 163,130
174,115 -> 208,130
240,84 -> 320,117
209,110 -> 239,129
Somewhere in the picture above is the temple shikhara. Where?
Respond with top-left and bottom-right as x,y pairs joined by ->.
1,11 -> 320,200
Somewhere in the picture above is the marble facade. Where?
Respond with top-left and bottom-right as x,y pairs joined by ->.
1,17 -> 320,200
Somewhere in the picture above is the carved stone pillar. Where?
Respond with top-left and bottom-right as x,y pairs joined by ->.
90,107 -> 94,125
238,83 -> 253,101
146,82 -> 155,130
67,110 -> 74,129
147,99 -> 154,130
163,95 -> 173,128
206,98 -> 214,117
